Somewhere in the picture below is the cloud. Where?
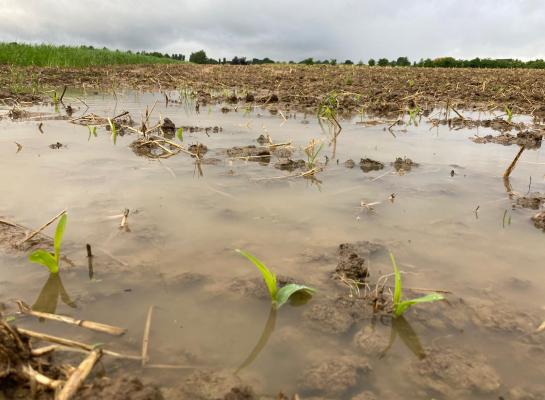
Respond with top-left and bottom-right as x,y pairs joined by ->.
1,0 -> 544,62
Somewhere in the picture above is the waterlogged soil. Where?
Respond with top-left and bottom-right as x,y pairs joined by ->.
5,64 -> 545,118
0,90 -> 544,399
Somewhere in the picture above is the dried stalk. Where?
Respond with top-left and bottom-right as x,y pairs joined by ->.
16,209 -> 67,247
503,145 -> 525,179
17,301 -> 127,336
56,349 -> 102,400
141,306 -> 154,366
17,328 -> 140,360
20,364 -> 62,390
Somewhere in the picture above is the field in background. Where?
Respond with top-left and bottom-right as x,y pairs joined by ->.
0,43 -> 179,67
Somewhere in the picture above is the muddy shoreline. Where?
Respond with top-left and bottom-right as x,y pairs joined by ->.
3,64 -> 545,117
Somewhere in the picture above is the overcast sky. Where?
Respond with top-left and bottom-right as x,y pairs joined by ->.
1,0 -> 544,62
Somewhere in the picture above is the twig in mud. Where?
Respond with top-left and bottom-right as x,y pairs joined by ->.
31,345 -> 59,357
17,327 -> 141,360
57,349 -> 102,400
141,306 -> 154,366
59,86 -> 67,104
38,122 -> 44,133
20,364 -> 62,390
120,208 -> 130,230
16,209 -> 67,247
16,301 -> 127,336
14,142 -> 22,153
503,145 -> 525,179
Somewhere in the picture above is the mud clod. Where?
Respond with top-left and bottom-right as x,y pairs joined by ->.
78,376 -> 164,400
226,145 -> 271,161
298,356 -> 371,397
516,193 -> 544,210
409,347 -> 501,397
274,159 -> 306,171
344,159 -> 356,168
188,143 -> 208,156
392,157 -> 418,172
335,252 -> 368,282
359,158 -> 384,172
532,211 -> 545,231
472,130 -> 543,149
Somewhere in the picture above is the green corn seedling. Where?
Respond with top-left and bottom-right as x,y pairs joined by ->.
236,249 -> 316,308
505,106 -> 513,123
176,127 -> 184,142
304,139 -> 324,169
87,125 -> 97,141
108,118 -> 118,144
390,252 -> 444,317
29,214 -> 67,274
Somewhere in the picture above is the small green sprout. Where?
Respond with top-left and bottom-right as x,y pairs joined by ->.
505,106 -> 513,123
304,139 -> 324,169
108,118 -> 117,144
408,105 -> 421,126
176,127 -> 184,142
235,249 -> 315,308
29,214 -> 67,274
390,252 -> 444,317
87,125 -> 97,141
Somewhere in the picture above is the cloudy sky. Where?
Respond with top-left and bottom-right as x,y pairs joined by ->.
1,0 -> 544,62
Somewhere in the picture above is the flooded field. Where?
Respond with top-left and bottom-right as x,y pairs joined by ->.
1,90 -> 544,399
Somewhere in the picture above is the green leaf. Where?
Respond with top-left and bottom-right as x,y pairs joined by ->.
29,249 -> 58,273
54,213 -> 67,264
176,127 -> 183,142
394,293 -> 445,317
390,252 -> 402,306
108,118 -> 117,145
235,249 -> 277,301
275,284 -> 316,308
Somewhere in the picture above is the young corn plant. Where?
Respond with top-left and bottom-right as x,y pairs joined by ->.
176,127 -> 184,142
407,105 -> 421,126
29,214 -> 67,274
236,249 -> 315,308
87,125 -> 97,141
304,139 -> 324,169
108,118 -> 118,145
505,106 -> 513,123
390,252 -> 444,317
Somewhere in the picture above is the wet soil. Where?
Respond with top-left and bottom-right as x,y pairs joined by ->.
5,64 -> 545,117
1,90 -> 544,399
359,158 -> 384,173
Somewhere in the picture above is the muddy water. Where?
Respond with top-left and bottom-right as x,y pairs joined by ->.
1,91 -> 544,399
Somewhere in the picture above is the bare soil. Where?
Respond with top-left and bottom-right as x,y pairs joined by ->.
4,64 -> 545,116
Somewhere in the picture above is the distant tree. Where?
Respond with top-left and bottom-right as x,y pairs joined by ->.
344,59 -> 354,65
330,59 -> 337,65
377,58 -> 389,66
368,58 -> 376,66
189,50 -> 208,64
299,57 -> 315,65
396,56 -> 411,67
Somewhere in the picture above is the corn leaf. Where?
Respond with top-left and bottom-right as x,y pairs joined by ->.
108,118 -> 117,145
390,252 -> 402,306
276,284 -> 316,308
176,127 -> 184,142
394,293 -> 445,317
54,213 -> 67,264
29,250 -> 58,274
235,249 -> 277,301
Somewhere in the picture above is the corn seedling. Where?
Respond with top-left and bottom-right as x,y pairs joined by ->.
408,105 -> 421,126
108,118 -> 118,145
390,252 -> 444,317
304,139 -> 324,169
87,125 -> 97,141
318,92 -> 339,121
235,249 -> 316,308
176,127 -> 184,142
28,214 -> 67,274
505,106 -> 513,123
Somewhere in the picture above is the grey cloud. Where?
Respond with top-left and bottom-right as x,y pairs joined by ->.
1,0 -> 545,62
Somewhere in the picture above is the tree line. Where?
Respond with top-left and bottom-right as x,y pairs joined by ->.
186,50 -> 545,69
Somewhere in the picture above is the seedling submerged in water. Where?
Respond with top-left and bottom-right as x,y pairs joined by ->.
28,214 -> 67,274
390,252 -> 444,317
235,249 -> 316,308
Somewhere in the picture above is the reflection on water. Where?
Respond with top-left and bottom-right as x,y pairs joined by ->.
381,316 -> 426,360
236,306 -> 276,373
32,273 -> 76,314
